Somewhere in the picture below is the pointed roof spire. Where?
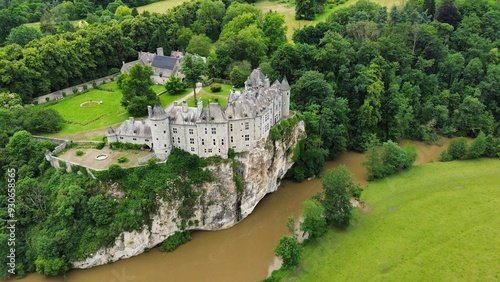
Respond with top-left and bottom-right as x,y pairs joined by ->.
280,76 -> 290,91
150,102 -> 168,120
108,126 -> 115,134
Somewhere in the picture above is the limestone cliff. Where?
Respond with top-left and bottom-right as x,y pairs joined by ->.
73,119 -> 305,269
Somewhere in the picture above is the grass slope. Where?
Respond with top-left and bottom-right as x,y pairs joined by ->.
255,0 -> 403,41
38,81 -> 173,137
289,159 -> 500,281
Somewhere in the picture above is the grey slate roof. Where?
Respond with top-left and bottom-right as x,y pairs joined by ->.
150,103 -> 168,120
116,119 -> 151,137
280,76 -> 290,91
168,107 -> 200,125
152,56 -> 177,70
121,60 -> 144,72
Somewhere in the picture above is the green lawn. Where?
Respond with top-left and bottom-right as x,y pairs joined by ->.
255,0 -> 403,41
159,87 -> 192,106
38,81 -> 169,136
288,159 -> 500,281
137,0 -> 188,13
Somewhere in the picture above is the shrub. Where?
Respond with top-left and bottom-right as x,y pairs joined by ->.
72,88 -> 78,94
62,92 -> 66,97
117,156 -> 128,163
448,137 -> 468,160
363,140 -> 417,180
92,81 -> 97,88
45,97 -> 50,102
107,164 -> 124,180
228,148 -> 235,159
484,135 -> 500,157
95,142 -> 105,150
300,198 -> 327,240
210,83 -> 222,92
159,231 -> 192,252
439,150 -> 453,162
165,76 -> 186,95
82,85 -> 88,91
76,150 -> 85,156
274,236 -> 302,268
468,132 -> 487,159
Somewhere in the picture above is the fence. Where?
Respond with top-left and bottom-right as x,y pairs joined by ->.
35,73 -> 119,105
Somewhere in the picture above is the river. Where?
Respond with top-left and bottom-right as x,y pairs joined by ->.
20,139 -> 451,282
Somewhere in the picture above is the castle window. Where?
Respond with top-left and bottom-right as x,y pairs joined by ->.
154,124 -> 157,126
245,135 -> 250,141
190,147 -> 195,152
204,149 -> 207,153
205,128 -> 207,134
164,130 -> 166,134
212,128 -> 216,134
245,122 -> 249,130
133,138 -> 137,141
230,124 -> 233,132
208,149 -> 212,153
120,137 -> 123,140
177,137 -> 180,143
190,138 -> 194,145
156,138 -> 159,140
221,139 -> 224,145
189,129 -> 194,134
145,139 -> 149,142
201,139 -> 205,145
219,148 -> 221,153
164,144 -> 167,147
172,137 -> 174,143
173,128 -> 177,134
213,139 -> 216,145
230,136 -> 233,143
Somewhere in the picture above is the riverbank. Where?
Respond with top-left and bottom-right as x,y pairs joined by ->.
286,158 -> 500,280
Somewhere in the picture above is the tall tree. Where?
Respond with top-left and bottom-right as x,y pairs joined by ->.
181,53 -> 207,102
295,0 -> 315,20
117,64 -> 156,116
320,165 -> 354,229
423,0 -> 436,19
262,11 -> 287,54
436,0 -> 462,29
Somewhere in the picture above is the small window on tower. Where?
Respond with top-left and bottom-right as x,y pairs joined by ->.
173,128 -> 178,134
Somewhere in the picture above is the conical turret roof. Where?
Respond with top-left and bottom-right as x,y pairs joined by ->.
150,103 -> 168,120
280,76 -> 290,91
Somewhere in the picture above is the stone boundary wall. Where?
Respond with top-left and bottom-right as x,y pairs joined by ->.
44,151 -> 99,178
35,73 -> 119,105
203,78 -> 232,87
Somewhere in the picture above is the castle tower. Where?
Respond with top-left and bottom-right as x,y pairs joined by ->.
148,103 -> 171,161
280,76 -> 290,117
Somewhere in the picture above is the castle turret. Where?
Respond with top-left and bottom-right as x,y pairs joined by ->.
148,103 -> 171,160
197,98 -> 203,114
106,126 -> 118,143
182,100 -> 188,113
280,76 -> 290,117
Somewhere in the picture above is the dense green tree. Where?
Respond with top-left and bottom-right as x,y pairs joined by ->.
262,11 -> 287,54
222,2 -> 261,25
186,34 -> 212,57
181,53 -> 207,102
176,27 -> 194,52
209,43 -> 233,78
300,198 -> 327,240
15,108 -> 63,133
5,26 -> 43,47
447,137 -> 468,160
0,9 -> 25,44
423,0 -> 436,19
165,76 -> 186,95
192,0 -> 225,41
453,95 -> 494,136
118,64 -> 156,116
291,71 -> 333,111
274,236 -> 302,268
320,165 -> 354,228
0,91 -> 22,110
363,141 -> 417,180
229,61 -> 252,87
436,0 -> 462,29
296,0 -> 315,20
468,132 -> 487,159
269,43 -> 305,84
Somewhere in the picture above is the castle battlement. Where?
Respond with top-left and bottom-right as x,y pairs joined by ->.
107,69 -> 291,160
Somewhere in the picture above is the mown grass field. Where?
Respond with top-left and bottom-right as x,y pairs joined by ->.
255,0 -> 403,40
288,159 -> 500,281
137,0 -> 188,13
38,81 -> 171,136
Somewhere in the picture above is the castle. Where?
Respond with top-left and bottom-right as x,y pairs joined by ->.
107,69 -> 290,160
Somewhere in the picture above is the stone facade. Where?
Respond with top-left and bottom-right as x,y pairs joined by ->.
107,69 -> 291,160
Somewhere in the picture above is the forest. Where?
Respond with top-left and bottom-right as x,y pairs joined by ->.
1,0 -> 500,277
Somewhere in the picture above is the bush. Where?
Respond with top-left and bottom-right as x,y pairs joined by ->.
363,140 -> 418,180
468,132 -> 487,159
448,137 -> 468,160
95,142 -> 105,150
72,88 -> 78,94
228,148 -> 235,159
76,150 -> 85,156
210,83 -> 222,92
45,97 -> 50,102
165,76 -> 186,95
484,135 -> 500,157
82,85 -> 88,91
159,231 -> 192,252
274,236 -> 302,268
117,156 -> 128,163
300,198 -> 327,240
439,150 -> 453,162
62,92 -> 66,97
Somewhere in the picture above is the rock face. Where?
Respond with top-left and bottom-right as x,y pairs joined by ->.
73,119 -> 305,269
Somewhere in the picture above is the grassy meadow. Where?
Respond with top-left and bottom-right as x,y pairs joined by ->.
288,159 -> 500,281
37,81 -> 172,137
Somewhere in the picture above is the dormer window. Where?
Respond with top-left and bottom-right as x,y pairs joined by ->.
211,117 -> 215,120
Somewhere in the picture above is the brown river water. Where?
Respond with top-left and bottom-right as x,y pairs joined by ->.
19,139 -> 451,282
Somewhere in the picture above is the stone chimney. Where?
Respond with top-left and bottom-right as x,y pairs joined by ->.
129,117 -> 134,123
174,101 -> 178,107
157,47 -> 164,56
147,105 -> 152,118
182,100 -> 188,113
